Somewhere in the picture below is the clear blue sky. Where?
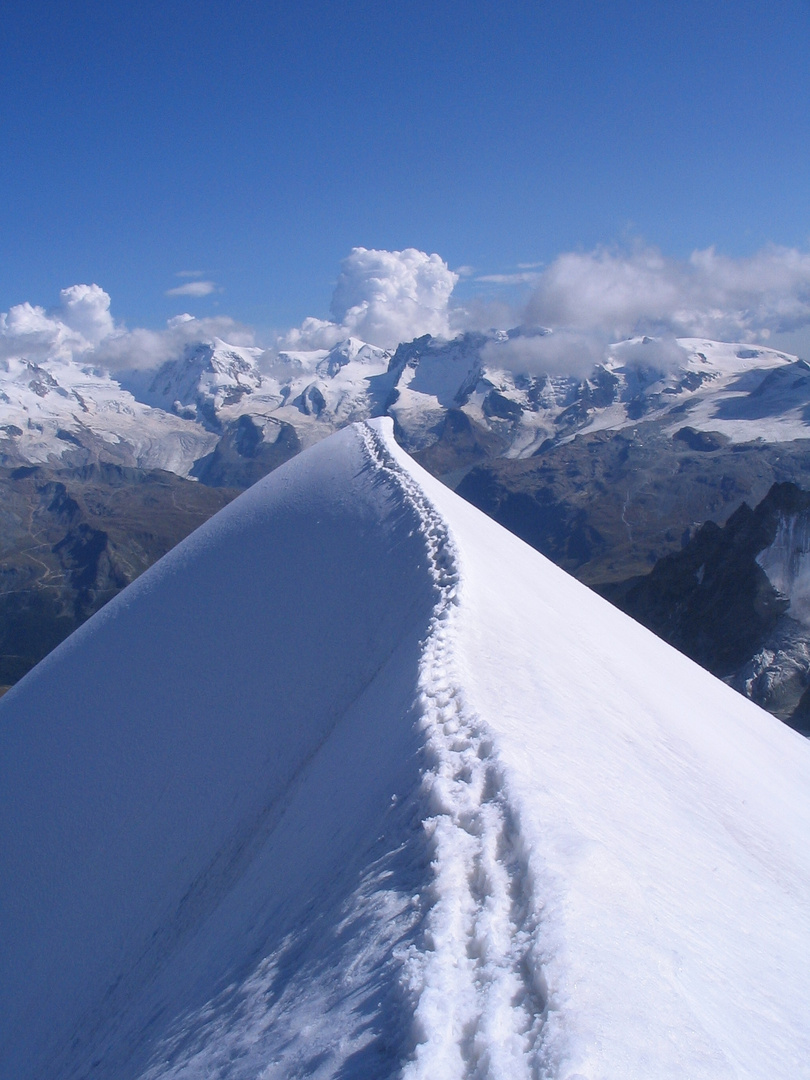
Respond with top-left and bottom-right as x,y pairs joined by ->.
2,0 -> 808,334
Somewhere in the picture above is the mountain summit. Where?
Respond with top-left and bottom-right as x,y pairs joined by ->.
1,420 -> 809,1079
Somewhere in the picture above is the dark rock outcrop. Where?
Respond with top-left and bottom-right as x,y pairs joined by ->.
602,482 -> 810,732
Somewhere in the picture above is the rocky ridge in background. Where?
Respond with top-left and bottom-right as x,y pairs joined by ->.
3,332 -> 807,486
456,424 -> 810,584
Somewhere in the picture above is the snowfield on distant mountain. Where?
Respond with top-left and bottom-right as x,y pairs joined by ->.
0,353 -> 218,475
1,419 -> 809,1080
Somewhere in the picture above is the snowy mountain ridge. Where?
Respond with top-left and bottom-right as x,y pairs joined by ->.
1,419 -> 809,1079
141,336 -> 392,436
1,330 -> 806,480
144,339 -> 266,426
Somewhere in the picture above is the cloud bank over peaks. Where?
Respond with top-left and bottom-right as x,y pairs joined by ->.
480,327 -> 615,377
479,244 -> 810,377
280,247 -> 459,351
0,284 -> 255,373
4,243 -> 810,381
95,315 -> 256,372
526,243 -> 810,345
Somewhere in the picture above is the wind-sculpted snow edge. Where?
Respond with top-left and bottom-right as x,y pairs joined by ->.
361,421 -> 553,1079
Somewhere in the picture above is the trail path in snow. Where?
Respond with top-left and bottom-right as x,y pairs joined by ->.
360,423 -> 549,1080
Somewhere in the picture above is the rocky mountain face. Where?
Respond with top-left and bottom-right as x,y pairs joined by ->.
601,483 -> 810,732
456,425 -> 810,585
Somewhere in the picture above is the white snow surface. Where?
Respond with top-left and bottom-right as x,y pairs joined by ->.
1,419 -> 809,1080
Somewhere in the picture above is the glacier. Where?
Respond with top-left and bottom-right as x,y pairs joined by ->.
1,419 -> 809,1080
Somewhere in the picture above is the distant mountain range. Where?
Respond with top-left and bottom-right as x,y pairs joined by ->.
604,481 -> 810,733
0,463 -> 236,684
5,329 -> 810,719
3,332 -> 808,483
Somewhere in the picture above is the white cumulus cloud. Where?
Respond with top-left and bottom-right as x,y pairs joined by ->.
57,283 -> 117,346
0,284 -> 252,373
281,247 -> 459,351
6,244 -> 810,382
95,315 -> 255,372
524,244 -> 810,343
0,284 -> 117,363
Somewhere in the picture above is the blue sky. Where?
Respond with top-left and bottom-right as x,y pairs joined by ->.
1,0 -> 809,347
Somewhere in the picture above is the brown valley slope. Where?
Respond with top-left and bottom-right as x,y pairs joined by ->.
0,465 -> 237,687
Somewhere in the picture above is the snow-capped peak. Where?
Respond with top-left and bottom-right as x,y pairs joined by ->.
0,350 -> 218,475
145,339 -> 265,426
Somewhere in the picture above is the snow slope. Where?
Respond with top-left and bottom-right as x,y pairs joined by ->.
1,420 -> 809,1080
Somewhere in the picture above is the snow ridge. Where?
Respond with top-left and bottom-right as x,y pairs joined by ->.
360,422 -> 549,1080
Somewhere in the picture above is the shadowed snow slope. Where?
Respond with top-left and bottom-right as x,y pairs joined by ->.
2,419 -> 810,1080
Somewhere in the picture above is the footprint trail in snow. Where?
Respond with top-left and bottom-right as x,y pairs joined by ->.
360,422 -> 549,1080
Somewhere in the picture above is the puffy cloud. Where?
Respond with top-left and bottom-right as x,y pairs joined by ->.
0,284 -> 253,373
57,284 -> 116,345
610,334 -> 693,371
524,247 -> 680,339
684,246 -> 810,338
0,284 -> 116,362
165,280 -> 219,297
281,247 -> 459,350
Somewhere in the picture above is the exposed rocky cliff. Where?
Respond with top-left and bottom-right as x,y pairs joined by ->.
603,482 -> 810,731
